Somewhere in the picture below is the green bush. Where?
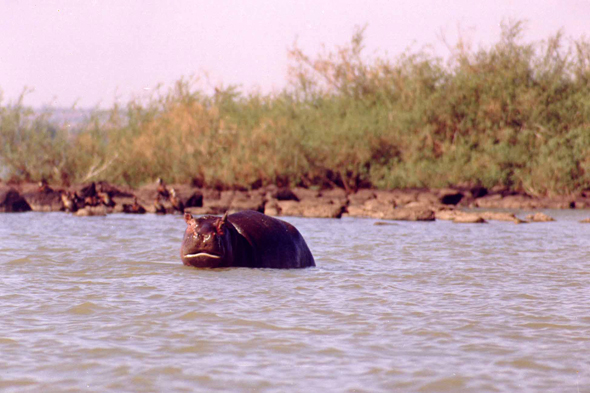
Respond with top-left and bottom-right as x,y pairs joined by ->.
1,21 -> 589,194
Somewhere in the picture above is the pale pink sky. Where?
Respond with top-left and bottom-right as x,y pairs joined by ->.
1,0 -> 589,108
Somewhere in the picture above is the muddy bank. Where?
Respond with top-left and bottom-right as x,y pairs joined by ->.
2,181 -> 590,223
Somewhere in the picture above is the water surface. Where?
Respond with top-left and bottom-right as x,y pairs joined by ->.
1,211 -> 590,392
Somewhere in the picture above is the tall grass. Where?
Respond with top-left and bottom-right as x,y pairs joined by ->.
1,21 -> 589,194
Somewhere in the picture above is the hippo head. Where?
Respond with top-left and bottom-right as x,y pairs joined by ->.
180,212 -> 233,268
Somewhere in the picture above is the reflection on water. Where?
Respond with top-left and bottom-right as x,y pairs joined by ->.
1,211 -> 590,392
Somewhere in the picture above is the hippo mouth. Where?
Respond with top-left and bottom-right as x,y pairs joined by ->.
183,252 -> 221,259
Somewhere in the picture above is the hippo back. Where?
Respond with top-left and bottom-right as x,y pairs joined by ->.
228,210 -> 315,268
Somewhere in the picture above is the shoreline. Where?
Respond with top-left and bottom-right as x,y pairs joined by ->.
2,181 -> 590,223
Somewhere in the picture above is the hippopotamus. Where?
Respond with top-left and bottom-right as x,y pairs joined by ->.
180,210 -> 315,269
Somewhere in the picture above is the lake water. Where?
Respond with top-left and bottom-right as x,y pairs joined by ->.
1,211 -> 590,392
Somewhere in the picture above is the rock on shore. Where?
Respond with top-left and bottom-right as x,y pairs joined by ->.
1,181 -> 583,223
0,186 -> 32,212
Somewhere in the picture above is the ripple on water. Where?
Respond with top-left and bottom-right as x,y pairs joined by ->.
65,302 -> 109,315
5,257 -> 33,265
1,212 -> 590,392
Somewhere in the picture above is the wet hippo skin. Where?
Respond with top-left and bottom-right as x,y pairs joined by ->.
181,210 -> 315,269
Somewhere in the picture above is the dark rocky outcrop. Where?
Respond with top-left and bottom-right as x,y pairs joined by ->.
185,191 -> 204,208
75,205 -> 109,216
381,206 -> 436,221
96,182 -> 134,198
526,212 -> 555,222
452,214 -> 487,224
439,189 -> 464,205
276,199 -> 345,218
273,187 -> 299,201
121,198 -> 146,214
436,209 -> 524,224
22,189 -> 64,212
4,181 -> 590,223
0,187 -> 32,212
229,193 -> 265,213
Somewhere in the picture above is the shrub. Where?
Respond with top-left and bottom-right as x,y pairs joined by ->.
1,21 -> 589,194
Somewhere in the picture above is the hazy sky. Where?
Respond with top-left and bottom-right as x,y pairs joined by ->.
1,0 -> 589,108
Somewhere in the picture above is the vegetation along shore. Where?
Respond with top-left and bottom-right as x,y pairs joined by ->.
1,21 -> 589,208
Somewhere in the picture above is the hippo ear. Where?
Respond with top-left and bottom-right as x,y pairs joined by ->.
184,212 -> 194,224
217,211 -> 229,235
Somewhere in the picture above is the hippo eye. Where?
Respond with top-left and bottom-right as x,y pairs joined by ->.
203,234 -> 211,241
